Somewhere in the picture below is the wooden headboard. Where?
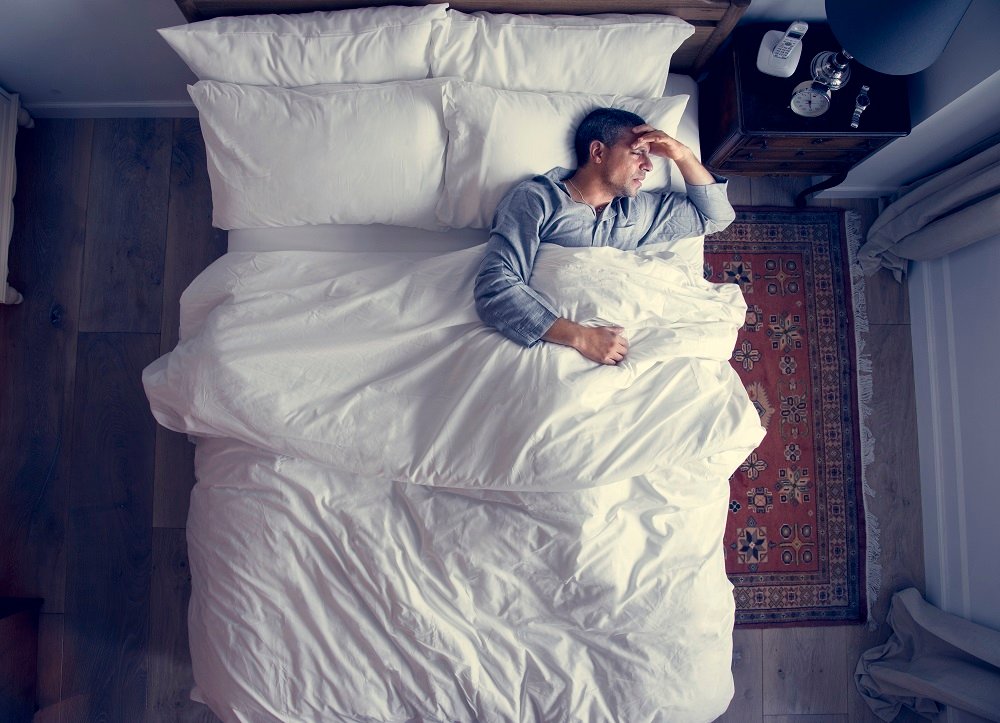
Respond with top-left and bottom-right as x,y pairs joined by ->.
171,0 -> 749,77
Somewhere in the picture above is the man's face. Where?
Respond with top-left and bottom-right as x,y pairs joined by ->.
599,131 -> 654,198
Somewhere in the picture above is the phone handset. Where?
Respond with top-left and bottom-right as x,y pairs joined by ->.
772,21 -> 809,59
757,21 -> 809,77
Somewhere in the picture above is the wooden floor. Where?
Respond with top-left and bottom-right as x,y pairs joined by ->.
0,119 -> 923,722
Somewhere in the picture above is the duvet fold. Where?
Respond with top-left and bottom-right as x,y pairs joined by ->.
142,243 -> 764,492
145,241 -> 767,722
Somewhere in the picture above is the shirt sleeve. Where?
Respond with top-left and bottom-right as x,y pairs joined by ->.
639,173 -> 736,245
473,186 -> 559,348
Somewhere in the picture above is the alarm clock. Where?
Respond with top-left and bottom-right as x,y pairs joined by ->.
790,80 -> 831,117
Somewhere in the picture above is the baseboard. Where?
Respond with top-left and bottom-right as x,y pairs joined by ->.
23,100 -> 197,118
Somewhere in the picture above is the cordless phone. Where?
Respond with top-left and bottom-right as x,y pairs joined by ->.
756,21 -> 809,77
771,21 -> 808,59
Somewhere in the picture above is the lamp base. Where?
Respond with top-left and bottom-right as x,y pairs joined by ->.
811,49 -> 852,90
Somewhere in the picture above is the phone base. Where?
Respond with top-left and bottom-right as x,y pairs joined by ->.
756,30 -> 803,78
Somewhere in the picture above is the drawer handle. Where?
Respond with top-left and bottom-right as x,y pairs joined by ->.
811,138 -> 829,145
758,139 -> 768,149
796,150 -> 806,157
743,152 -> 754,160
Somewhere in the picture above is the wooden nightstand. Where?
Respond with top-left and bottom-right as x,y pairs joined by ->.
699,23 -> 910,205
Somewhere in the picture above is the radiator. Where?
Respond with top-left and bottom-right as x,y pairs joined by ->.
1,87 -> 31,305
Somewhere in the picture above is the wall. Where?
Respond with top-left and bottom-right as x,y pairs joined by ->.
0,0 -> 195,117
909,230 -> 1000,632
739,0 -> 825,23
907,0 -> 1000,126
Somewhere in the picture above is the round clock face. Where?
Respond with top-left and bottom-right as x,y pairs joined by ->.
790,80 -> 831,117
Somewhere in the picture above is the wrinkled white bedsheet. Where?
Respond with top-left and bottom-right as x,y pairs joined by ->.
143,243 -> 765,722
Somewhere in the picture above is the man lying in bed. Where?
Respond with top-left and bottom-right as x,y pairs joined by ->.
474,107 -> 735,366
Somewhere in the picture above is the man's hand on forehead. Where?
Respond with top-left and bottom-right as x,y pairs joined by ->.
630,124 -> 689,162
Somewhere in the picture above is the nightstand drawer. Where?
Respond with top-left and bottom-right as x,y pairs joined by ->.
720,159 -> 855,174
740,136 -> 885,152
711,132 -> 898,175
726,146 -> 868,163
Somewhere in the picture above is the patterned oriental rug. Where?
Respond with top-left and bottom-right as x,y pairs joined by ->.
706,207 -> 875,627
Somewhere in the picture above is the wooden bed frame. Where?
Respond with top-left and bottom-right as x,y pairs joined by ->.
171,0 -> 749,77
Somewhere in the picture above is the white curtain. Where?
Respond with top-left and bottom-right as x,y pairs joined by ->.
855,588 -> 1000,721
858,140 -> 1000,280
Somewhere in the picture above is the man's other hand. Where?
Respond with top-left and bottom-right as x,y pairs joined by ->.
543,318 -> 629,365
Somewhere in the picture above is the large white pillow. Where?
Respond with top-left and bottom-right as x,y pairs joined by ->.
437,80 -> 690,230
160,5 -> 448,86
189,79 -> 448,231
431,10 -> 694,97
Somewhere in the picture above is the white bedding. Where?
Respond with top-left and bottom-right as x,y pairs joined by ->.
144,238 -> 764,721
144,64 -> 765,719
225,73 -> 701,256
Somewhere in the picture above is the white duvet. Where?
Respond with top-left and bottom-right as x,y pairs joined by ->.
143,242 -> 765,722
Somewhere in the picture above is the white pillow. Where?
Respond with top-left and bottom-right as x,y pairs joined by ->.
431,10 -> 694,97
189,79 -> 449,231
159,5 -> 448,86
437,80 -> 690,230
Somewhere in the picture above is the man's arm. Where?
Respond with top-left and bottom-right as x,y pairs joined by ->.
633,125 -> 736,236
474,183 -> 629,365
671,147 -> 716,187
474,187 -> 560,347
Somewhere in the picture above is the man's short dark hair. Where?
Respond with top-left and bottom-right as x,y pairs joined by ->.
574,107 -> 647,167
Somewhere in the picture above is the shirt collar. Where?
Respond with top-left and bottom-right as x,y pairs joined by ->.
544,167 -> 622,221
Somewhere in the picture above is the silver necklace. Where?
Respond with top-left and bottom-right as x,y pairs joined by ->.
566,177 -> 590,207
567,177 -> 607,215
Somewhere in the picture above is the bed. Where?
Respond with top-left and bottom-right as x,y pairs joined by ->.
143,1 -> 763,720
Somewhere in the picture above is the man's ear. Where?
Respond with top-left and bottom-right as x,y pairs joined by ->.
589,140 -> 605,165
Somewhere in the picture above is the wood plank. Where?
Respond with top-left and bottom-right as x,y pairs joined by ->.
0,599 -> 42,722
79,119 -> 172,334
31,695 -> 90,723
861,323 -> 924,621
864,267 -> 910,326
154,119 -> 227,530
750,176 -> 812,207
821,197 -> 909,325
813,197 -> 922,721
159,118 -> 228,355
717,628 -> 764,723
147,528 -> 222,722
846,322 -> 924,722
0,119 -> 93,614
762,626 -> 848,716
726,175 -> 752,206
61,332 -> 160,721
36,612 -> 64,711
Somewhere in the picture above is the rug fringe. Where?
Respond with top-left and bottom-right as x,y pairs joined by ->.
845,210 -> 881,630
